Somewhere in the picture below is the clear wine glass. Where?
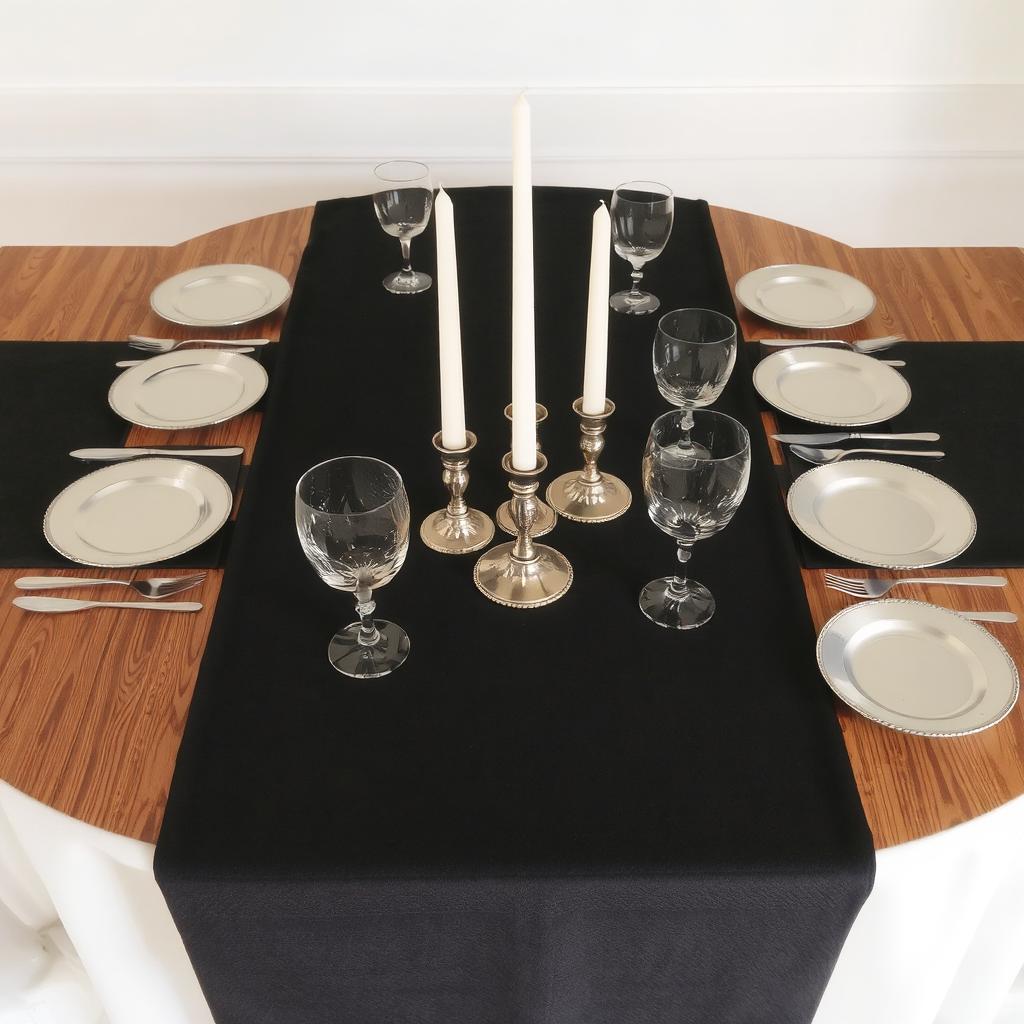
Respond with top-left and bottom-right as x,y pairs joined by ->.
653,307 -> 738,452
640,410 -> 750,630
372,160 -> 434,295
609,181 -> 674,315
295,456 -> 411,678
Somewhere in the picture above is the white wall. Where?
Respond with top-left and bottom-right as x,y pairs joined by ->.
1,0 -> 1022,246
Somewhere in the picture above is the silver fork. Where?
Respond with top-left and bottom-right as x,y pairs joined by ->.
128,335 -> 270,353
824,573 -> 1007,598
15,573 -> 207,599
759,334 -> 903,354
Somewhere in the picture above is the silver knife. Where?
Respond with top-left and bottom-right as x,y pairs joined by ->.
70,447 -> 244,461
14,596 -> 203,613
772,432 -> 940,444
959,611 -> 1018,624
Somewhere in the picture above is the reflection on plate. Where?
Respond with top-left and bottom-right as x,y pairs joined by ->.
150,264 -> 291,327
753,346 -> 910,426
108,349 -> 268,429
735,264 -> 876,329
817,600 -> 1018,736
43,458 -> 233,567
787,460 -> 976,568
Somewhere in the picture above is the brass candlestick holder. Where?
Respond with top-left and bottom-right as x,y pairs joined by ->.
420,431 -> 495,554
546,398 -> 632,523
474,452 -> 573,608
496,402 -> 555,537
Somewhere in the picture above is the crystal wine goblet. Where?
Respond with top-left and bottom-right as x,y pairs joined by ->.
609,181 -> 675,315
372,160 -> 434,295
640,409 -> 750,630
296,456 -> 411,678
653,307 -> 738,450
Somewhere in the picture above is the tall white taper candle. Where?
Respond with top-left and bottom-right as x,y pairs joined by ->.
434,187 -> 468,450
511,94 -> 538,471
582,201 -> 611,415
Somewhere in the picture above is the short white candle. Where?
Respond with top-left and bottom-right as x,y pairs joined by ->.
434,187 -> 467,450
511,93 -> 538,471
582,201 -> 611,415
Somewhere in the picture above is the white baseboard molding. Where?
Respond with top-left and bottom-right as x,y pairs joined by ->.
0,86 -> 1022,246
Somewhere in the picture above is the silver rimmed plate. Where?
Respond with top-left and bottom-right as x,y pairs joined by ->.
150,264 -> 291,326
109,349 -> 268,429
788,460 -> 976,568
817,600 -> 1019,736
735,263 -> 876,329
753,346 -> 910,426
43,458 -> 233,567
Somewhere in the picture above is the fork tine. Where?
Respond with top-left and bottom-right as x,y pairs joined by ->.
824,580 -> 868,596
823,572 -> 864,589
153,574 -> 207,595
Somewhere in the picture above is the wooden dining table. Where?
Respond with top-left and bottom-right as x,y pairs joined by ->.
0,202 -> 1022,853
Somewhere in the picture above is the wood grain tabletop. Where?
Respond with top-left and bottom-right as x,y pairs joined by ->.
0,201 -> 1022,850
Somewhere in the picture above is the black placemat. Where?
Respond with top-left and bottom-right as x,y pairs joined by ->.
0,341 -> 254,568
155,187 -> 874,1024
0,342 -> 128,567
766,342 -> 1024,568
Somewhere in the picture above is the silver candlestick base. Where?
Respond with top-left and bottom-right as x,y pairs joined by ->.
420,431 -> 495,555
474,452 -> 573,608
546,397 -> 632,523
496,402 -> 555,537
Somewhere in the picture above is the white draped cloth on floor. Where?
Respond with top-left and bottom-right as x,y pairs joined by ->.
0,779 -> 1022,1024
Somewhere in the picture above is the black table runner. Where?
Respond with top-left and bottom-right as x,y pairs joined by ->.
155,187 -> 874,1024
769,341 -> 1024,568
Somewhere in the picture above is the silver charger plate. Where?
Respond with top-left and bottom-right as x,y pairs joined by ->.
735,263 -> 876,328
753,346 -> 910,426
109,349 -> 268,430
43,458 -> 233,567
787,460 -> 976,568
150,264 -> 291,326
817,600 -> 1019,737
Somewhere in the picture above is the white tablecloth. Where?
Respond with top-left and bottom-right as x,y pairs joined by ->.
1,780 -> 1023,1024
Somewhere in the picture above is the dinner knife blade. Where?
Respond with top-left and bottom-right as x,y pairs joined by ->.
70,447 -> 245,461
771,432 -> 940,445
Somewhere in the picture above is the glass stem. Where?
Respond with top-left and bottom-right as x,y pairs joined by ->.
629,266 -> 644,294
400,238 -> 412,274
354,589 -> 381,647
668,542 -> 692,596
678,408 -> 695,450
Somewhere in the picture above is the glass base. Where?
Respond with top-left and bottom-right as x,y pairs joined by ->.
639,577 -> 715,630
610,289 -> 660,315
328,620 -> 410,678
383,269 -> 432,294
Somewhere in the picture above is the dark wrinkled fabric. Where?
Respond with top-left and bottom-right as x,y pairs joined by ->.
156,187 -> 874,1024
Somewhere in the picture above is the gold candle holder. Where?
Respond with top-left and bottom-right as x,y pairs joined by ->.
496,402 -> 555,537
420,431 -> 495,554
474,452 -> 573,608
546,398 -> 632,523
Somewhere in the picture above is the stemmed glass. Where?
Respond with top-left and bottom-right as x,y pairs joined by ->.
295,457 -> 411,678
640,410 -> 750,630
372,161 -> 434,295
609,181 -> 674,315
653,308 -> 738,450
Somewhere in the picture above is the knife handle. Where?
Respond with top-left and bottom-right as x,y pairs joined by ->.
854,432 -> 940,442
16,577 -> 129,591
